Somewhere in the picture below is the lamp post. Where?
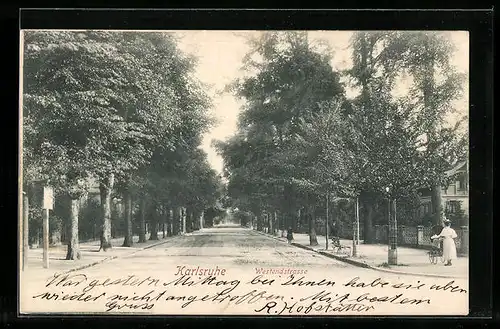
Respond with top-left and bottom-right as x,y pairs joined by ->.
351,196 -> 359,257
386,186 -> 397,265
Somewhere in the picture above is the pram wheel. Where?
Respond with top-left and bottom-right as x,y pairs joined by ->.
428,248 -> 439,264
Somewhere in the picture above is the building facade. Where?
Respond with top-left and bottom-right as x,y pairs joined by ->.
419,160 -> 469,224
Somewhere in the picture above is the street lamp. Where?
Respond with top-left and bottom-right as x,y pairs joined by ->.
352,196 -> 359,257
386,186 -> 397,265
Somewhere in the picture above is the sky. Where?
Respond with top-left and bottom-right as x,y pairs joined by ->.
175,31 -> 470,174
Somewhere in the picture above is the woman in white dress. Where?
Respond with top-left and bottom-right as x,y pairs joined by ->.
438,219 -> 458,266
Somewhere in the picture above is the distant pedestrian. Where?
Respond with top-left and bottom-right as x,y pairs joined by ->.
437,219 -> 458,266
286,227 -> 293,244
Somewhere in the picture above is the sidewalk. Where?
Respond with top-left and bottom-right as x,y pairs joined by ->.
22,232 -> 182,276
257,230 -> 468,279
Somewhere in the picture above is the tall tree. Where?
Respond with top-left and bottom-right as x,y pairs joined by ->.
23,31 -> 110,259
346,31 -> 467,241
393,32 -> 467,225
22,30 -> 216,256
220,32 -> 345,243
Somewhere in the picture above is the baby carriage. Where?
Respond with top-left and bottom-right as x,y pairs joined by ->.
428,234 -> 444,264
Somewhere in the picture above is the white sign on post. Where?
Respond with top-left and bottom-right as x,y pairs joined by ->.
43,187 -> 54,210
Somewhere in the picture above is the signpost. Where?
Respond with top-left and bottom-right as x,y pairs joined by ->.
42,186 -> 54,269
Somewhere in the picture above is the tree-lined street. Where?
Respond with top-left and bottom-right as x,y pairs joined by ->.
20,30 -> 468,284
26,225 -> 350,274
23,224 -> 467,282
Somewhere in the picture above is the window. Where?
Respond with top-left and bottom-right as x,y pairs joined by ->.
456,178 -> 466,191
446,200 -> 461,213
420,202 -> 431,217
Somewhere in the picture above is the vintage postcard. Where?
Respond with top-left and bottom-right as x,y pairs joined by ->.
19,29 -> 469,316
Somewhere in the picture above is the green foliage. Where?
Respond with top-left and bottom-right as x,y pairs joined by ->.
219,31 -> 467,238
445,200 -> 468,226
23,30 -> 222,243
218,32 -> 345,219
232,210 -> 252,226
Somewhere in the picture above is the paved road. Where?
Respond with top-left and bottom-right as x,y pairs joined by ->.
81,225 -> 351,272
21,224 -> 469,316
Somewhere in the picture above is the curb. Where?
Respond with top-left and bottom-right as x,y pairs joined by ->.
62,234 -> 184,275
252,229 -> 286,241
254,230 -> 466,279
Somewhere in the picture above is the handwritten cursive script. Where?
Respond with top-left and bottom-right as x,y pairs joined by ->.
27,271 -> 468,315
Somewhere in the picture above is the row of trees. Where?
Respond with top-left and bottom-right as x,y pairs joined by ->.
22,31 -> 224,260
215,31 -> 467,245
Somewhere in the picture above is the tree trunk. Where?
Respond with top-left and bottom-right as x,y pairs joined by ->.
122,189 -> 133,247
192,210 -> 197,231
162,207 -> 166,238
149,203 -> 159,240
139,198 -> 147,243
166,209 -> 173,237
66,198 -> 81,260
363,200 -> 375,244
431,185 -> 443,226
308,206 -> 319,246
181,207 -> 186,234
199,211 -> 204,230
282,212 -> 286,233
330,200 -> 337,230
256,213 -> 263,231
99,173 -> 114,251
274,211 -> 279,236
268,212 -> 273,234
283,184 -> 296,231
173,207 -> 181,235
420,53 -> 442,227
186,208 -> 193,233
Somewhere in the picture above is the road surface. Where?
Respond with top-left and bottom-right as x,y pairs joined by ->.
81,224 -> 352,272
